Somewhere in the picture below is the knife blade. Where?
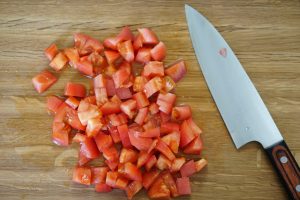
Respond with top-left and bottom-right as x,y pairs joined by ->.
185,4 -> 300,199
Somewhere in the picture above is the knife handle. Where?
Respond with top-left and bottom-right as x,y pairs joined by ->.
265,140 -> 300,200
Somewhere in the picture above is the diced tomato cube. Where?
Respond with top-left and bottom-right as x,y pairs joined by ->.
155,139 -> 175,161
72,166 -> 91,185
147,139 -> 158,154
195,158 -> 208,172
103,37 -> 119,50
133,33 -> 143,51
120,99 -> 137,119
64,82 -> 86,98
148,177 -> 170,199
132,92 -> 149,109
157,93 -> 176,114
44,43 -> 58,61
112,67 -> 131,88
137,151 -> 152,168
52,122 -> 71,146
162,76 -> 176,93
160,122 -> 180,135
74,33 -> 103,56
133,76 -> 148,92
115,177 -> 129,190
186,118 -> 202,135
135,48 -> 151,64
136,127 -> 160,138
142,61 -> 164,78
161,131 -> 180,154
73,132 -> 87,143
143,76 -> 163,98
145,155 -> 157,171
138,28 -> 159,45
180,160 -> 196,177
104,50 -> 121,64
183,135 -> 203,155
106,171 -> 118,188
156,154 -> 172,170
102,145 -> 119,162
134,107 -> 148,125
142,168 -> 160,189
149,103 -> 159,115
170,157 -> 186,173
116,87 -> 132,99
176,177 -> 191,195
128,129 -> 153,151
105,159 -> 119,171
119,148 -> 138,164
65,106 -> 86,130
160,111 -> 171,123
105,78 -> 116,97
78,101 -> 101,126
150,41 -> 167,61
117,124 -> 132,148
94,131 -> 113,152
172,105 -> 192,121
47,95 -> 63,115
95,183 -> 112,193
161,170 -> 179,197
165,60 -> 187,83
91,167 -> 109,184
86,117 -> 103,137
49,52 -> 68,71
80,137 -> 100,159
32,70 -> 57,93
108,125 -> 121,143
118,162 -> 142,182
64,48 -> 79,66
125,180 -> 143,200
75,60 -> 94,77
100,101 -> 121,115
65,96 -> 79,110
117,40 -> 134,63
78,150 -> 91,166
180,119 -> 197,148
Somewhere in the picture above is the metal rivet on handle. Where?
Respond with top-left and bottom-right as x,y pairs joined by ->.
280,156 -> 288,164
296,185 -> 300,192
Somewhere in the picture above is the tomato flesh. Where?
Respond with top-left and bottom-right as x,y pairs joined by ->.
32,70 -> 57,93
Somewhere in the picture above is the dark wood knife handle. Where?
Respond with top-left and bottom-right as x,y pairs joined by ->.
265,140 -> 300,200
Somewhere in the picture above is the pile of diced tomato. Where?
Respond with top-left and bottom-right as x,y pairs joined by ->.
32,26 -> 207,199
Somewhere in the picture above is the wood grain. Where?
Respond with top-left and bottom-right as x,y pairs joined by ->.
0,0 -> 300,199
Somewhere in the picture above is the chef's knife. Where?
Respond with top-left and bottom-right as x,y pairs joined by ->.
185,4 -> 300,199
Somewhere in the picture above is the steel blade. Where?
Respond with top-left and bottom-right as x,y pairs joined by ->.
185,4 -> 283,149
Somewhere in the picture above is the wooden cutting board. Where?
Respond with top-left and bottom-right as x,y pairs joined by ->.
0,0 -> 299,199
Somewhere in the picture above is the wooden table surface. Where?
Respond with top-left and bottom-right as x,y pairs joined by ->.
0,0 -> 299,199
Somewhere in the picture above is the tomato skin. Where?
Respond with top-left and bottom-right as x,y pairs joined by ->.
119,148 -> 138,164
145,155 -> 157,171
176,177 -> 191,195
125,180 -> 143,200
80,137 -> 100,159
183,135 -> 203,155
72,166 -> 92,185
117,124 -> 132,148
165,60 -> 187,83
95,183 -> 112,193
64,82 -> 86,98
32,70 -> 57,93
91,167 -> 109,184
52,122 -> 71,146
44,43 -> 58,61
180,119 -> 197,148
180,160 -> 196,177
47,95 -> 63,115
142,61 -> 164,78
194,158 -> 208,172
138,28 -> 159,45
170,157 -> 186,173
117,40 -> 134,63
171,105 -> 192,121
142,168 -> 160,189
94,131 -> 113,151
161,131 -> 180,154
151,42 -> 167,61
135,48 -> 151,64
147,177 -> 171,200
155,139 -> 176,161
49,52 -> 69,71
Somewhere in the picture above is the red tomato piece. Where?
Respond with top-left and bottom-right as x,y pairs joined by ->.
106,171 -> 118,188
142,61 -> 164,78
47,95 -> 63,115
100,101 -> 121,115
117,40 -> 134,63
65,106 -> 86,131
147,139 -> 158,154
73,132 -> 87,143
64,82 -> 86,98
65,96 -> 79,110
157,93 -> 176,114
108,114 -> 122,126
49,52 -> 68,71
105,159 -> 119,171
134,107 -> 148,125
133,33 -> 143,51
112,67 -> 130,88
93,74 -> 106,88
150,41 -> 167,61
64,48 -> 79,66
44,43 -> 58,61
118,113 -> 128,125
183,135 -> 203,155
117,124 -> 132,148
117,26 -> 134,42
172,105 -> 192,121
170,157 -> 186,173
52,122 -> 71,146
120,99 -> 137,119
95,87 -> 108,106
148,177 -> 171,200
161,131 -> 180,154
133,76 -> 148,92
160,111 -> 171,123
136,127 -> 160,138
119,148 -> 138,164
143,76 -> 163,98
80,137 -> 100,159
115,177 -> 129,190
118,162 -> 142,182
78,101 -> 101,126
125,180 -> 143,200
102,145 -> 119,162
149,103 -> 159,115
78,150 -> 91,166
180,119 -> 197,148
103,37 -> 119,50
138,28 -> 159,45
156,154 -> 172,170
32,70 -> 57,93
116,87 -> 132,99
137,151 -> 152,168
132,92 -> 149,109
180,160 -> 196,177
75,60 -> 94,77
86,117 -> 103,137
84,96 -> 97,105
95,183 -> 112,193
145,155 -> 157,171
161,171 -> 179,197
105,78 -> 116,97
194,158 -> 208,172
160,122 -> 180,135
94,131 -> 113,152
128,130 -> 153,151
104,50 -> 121,64
155,139 -> 175,161
165,60 -> 187,83
135,48 -> 151,63
72,166 -> 92,185
162,76 -> 176,93
186,118 -> 202,135
74,33 -> 103,56
176,177 -> 191,196
142,168 -> 160,189
91,167 -> 109,184
108,125 -> 121,143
